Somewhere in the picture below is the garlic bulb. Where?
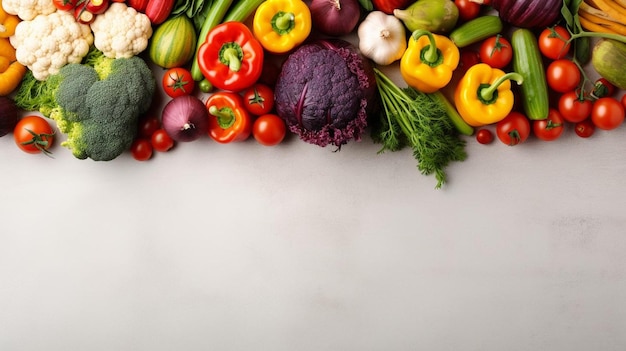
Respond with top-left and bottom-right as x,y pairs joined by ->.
357,11 -> 407,66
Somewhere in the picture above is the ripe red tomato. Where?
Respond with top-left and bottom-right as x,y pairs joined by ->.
538,26 -> 571,60
130,138 -> 153,161
137,115 -> 161,139
479,35 -> 513,69
53,0 -> 77,11
575,119 -> 595,138
546,59 -> 580,93
242,83 -> 275,116
591,97 -> 625,130
558,91 -> 592,123
151,129 -> 175,152
253,114 -> 287,146
475,128 -> 494,144
162,67 -> 195,98
455,0 -> 481,21
496,111 -> 530,146
371,0 -> 413,14
13,115 -> 55,155
533,108 -> 565,141
621,93 -> 626,110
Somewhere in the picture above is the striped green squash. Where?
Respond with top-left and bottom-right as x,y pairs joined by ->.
149,15 -> 197,69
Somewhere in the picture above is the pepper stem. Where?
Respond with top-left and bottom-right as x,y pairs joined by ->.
209,105 -> 235,129
479,72 -> 524,102
222,47 -> 241,72
272,11 -> 295,35
411,29 -> 439,64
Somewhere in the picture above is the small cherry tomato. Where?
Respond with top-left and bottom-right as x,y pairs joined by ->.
151,129 -> 175,152
130,138 -> 153,161
479,34 -> 513,69
53,0 -> 77,11
242,83 -> 275,116
533,108 -> 565,141
13,115 -> 55,155
162,67 -> 195,98
475,128 -> 494,144
538,26 -> 571,60
137,115 -> 161,139
546,59 -> 581,93
558,90 -> 592,123
454,0 -> 481,21
253,114 -> 287,146
591,97 -> 625,130
496,111 -> 531,146
575,119 -> 595,138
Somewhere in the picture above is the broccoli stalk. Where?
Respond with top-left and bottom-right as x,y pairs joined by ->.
13,47 -> 156,161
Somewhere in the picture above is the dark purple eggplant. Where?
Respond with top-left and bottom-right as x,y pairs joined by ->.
491,0 -> 562,29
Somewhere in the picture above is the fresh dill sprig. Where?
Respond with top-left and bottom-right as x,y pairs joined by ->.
372,68 -> 467,189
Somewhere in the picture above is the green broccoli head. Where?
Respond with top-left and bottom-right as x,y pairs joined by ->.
53,53 -> 156,161
15,47 -> 156,161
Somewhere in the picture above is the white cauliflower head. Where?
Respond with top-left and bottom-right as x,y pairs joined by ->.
2,0 -> 57,20
90,3 -> 153,59
10,10 -> 94,81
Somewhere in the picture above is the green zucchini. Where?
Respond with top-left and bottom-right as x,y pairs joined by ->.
449,15 -> 503,48
511,28 -> 549,121
190,0 -> 235,82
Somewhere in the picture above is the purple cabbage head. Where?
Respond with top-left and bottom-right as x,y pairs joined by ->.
274,39 -> 376,148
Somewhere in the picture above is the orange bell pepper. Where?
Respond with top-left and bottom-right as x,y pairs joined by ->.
0,37 -> 26,96
205,92 -> 252,143
0,0 -> 20,38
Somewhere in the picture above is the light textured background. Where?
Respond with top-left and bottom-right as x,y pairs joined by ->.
2,39 -> 626,351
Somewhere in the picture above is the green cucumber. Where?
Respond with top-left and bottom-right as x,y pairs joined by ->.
511,28 -> 549,121
430,91 -> 474,136
223,0 -> 265,22
449,15 -> 503,48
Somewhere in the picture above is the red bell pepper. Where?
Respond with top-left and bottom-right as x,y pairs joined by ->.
205,92 -> 252,143
197,21 -> 264,92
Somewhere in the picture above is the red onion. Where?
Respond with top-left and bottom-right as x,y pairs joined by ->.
0,97 -> 19,137
310,0 -> 361,37
161,95 -> 209,142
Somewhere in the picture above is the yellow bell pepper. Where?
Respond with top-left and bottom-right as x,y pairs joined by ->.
252,0 -> 311,54
400,30 -> 459,93
0,37 -> 26,96
0,0 -> 20,38
454,63 -> 524,127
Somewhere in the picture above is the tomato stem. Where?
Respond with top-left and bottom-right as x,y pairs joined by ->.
21,128 -> 55,157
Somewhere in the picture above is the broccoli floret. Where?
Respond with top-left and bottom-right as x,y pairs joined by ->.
15,47 -> 156,161
54,64 -> 99,122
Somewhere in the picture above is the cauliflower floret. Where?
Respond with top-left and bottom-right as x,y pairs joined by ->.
10,10 -> 94,81
90,3 -> 153,59
2,0 -> 56,21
